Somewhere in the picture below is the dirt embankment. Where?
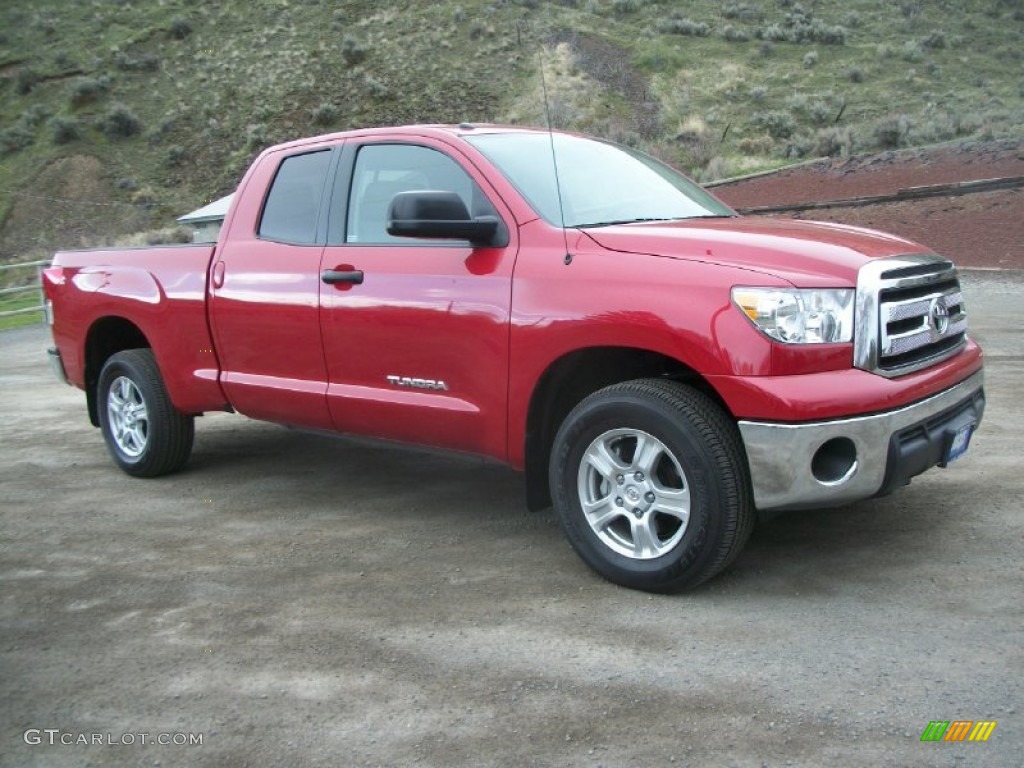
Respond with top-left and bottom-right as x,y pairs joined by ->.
712,139 -> 1024,270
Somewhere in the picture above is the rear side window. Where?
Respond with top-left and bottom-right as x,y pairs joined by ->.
258,150 -> 332,244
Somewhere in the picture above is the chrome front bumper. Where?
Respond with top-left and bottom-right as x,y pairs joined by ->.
739,370 -> 985,511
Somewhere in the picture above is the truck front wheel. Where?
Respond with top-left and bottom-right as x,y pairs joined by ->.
549,379 -> 754,592
97,349 -> 194,477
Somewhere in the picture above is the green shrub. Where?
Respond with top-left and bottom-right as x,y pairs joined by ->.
311,102 -> 339,126
69,77 -> 111,107
114,51 -> 160,72
845,65 -> 865,83
49,116 -> 82,144
14,68 -> 39,95
364,75 -> 390,99
19,104 -> 50,128
784,3 -> 812,26
721,25 -> 751,42
612,0 -> 642,13
0,107 -> 50,154
145,227 -> 192,245
752,110 -> 796,139
809,100 -> 833,125
165,145 -> 186,167
699,155 -> 733,183
756,7 -> 848,45
102,104 -> 141,138
657,17 -> 711,36
756,24 -> 788,42
814,25 -> 848,45
736,135 -> 774,155
783,133 -> 815,159
901,40 -> 923,62
814,126 -> 853,157
749,85 -> 768,101
873,114 -> 911,149
803,50 -> 818,67
900,1 -> 921,20
245,123 -> 269,150
169,15 -> 192,40
0,125 -> 35,155
341,35 -> 368,65
721,2 -> 763,21
757,22 -> 845,45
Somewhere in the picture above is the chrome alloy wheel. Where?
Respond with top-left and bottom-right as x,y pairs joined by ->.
106,375 -> 149,459
576,428 -> 691,560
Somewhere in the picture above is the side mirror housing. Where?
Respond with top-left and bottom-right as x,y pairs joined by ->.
386,191 -> 502,246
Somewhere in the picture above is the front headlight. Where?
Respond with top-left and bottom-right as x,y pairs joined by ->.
732,287 -> 854,344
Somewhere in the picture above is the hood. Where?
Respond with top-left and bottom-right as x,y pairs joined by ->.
581,217 -> 930,287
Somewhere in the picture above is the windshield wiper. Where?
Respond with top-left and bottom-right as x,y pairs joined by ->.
576,217 -> 678,228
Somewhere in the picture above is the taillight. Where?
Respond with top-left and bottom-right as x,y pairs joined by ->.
42,266 -> 65,297
42,266 -> 64,326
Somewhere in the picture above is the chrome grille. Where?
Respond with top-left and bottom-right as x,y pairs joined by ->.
854,255 -> 968,377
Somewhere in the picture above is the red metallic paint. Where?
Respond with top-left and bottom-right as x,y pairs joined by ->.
583,217 -> 931,288
48,124 -> 983,476
707,340 -> 983,421
318,133 -> 519,457
45,245 -> 225,415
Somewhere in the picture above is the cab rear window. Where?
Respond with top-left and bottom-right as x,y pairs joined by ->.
258,150 -> 332,244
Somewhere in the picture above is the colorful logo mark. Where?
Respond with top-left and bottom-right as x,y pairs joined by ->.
920,720 -> 997,742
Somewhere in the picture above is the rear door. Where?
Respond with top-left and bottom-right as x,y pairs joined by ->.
318,136 -> 517,459
209,145 -> 337,429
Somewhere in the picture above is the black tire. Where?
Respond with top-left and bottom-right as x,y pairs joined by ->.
549,378 -> 754,592
97,349 -> 194,477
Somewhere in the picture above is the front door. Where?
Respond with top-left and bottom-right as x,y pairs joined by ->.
318,139 -> 517,459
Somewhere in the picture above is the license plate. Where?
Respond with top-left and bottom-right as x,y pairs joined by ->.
945,423 -> 974,464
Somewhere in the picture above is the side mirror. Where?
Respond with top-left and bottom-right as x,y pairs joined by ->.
386,191 -> 501,246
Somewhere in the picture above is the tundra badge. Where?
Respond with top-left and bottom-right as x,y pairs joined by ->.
386,375 -> 449,391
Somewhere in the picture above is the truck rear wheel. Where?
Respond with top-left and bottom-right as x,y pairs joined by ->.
97,349 -> 194,477
549,378 -> 754,592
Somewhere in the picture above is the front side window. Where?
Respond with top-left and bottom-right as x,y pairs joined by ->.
346,144 -> 494,244
258,150 -> 332,244
466,132 -> 734,228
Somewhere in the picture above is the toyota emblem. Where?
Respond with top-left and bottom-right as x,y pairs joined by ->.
929,298 -> 950,335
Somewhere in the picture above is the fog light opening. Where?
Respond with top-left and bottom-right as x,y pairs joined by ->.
811,437 -> 858,485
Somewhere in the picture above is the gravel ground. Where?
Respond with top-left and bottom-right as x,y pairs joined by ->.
1,271 -> 1021,768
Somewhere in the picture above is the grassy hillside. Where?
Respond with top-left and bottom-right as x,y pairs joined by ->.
1,0 -> 1022,261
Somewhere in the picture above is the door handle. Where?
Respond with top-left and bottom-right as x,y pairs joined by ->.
321,269 -> 364,285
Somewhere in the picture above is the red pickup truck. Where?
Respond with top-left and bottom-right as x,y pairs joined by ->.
44,124 -> 984,591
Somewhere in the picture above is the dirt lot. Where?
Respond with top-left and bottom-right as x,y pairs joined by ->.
1,271 -> 1021,768
713,139 -> 1024,270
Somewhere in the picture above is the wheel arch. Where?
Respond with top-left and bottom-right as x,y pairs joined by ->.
84,316 -> 151,426
522,345 -> 731,512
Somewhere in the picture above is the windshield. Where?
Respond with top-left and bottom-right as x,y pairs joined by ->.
465,132 -> 734,228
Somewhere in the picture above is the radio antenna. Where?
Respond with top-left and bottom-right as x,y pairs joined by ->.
537,49 -> 573,266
